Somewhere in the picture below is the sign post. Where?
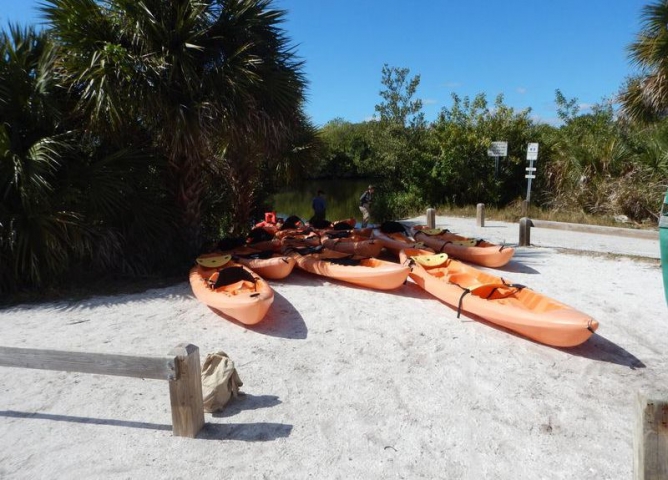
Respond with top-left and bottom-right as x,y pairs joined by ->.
525,143 -> 539,204
487,141 -> 508,178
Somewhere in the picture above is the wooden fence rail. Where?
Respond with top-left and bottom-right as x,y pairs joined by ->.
0,342 -> 204,438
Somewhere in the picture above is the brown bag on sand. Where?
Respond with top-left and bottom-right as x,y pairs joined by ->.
201,351 -> 243,413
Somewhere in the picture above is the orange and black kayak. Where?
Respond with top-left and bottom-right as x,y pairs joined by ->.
215,246 -> 296,280
372,228 -> 434,257
319,230 -> 384,258
190,254 -> 274,325
287,247 -> 409,290
412,225 -> 514,268
399,248 -> 598,347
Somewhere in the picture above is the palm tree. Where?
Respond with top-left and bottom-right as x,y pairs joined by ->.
620,1 -> 668,122
42,0 -> 310,253
0,25 -> 78,291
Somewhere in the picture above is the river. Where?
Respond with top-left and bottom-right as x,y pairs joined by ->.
270,179 -> 373,224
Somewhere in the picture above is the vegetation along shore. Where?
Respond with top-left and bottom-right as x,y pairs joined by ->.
1,0 -> 667,296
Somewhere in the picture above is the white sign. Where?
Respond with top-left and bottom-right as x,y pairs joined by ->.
525,167 -> 536,171
527,143 -> 539,160
525,174 -> 536,179
487,141 -> 508,157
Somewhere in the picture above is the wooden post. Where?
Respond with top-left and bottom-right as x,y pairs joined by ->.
426,208 -> 435,229
169,343 -> 205,438
476,203 -> 485,227
635,391 -> 668,480
519,217 -> 531,246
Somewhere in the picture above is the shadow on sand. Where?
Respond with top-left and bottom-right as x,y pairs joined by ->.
0,409 -> 293,441
491,248 -> 560,275
465,313 -> 646,369
213,394 -> 282,418
559,333 -> 646,369
209,290 -> 307,340
0,410 -> 172,431
197,421 -> 292,441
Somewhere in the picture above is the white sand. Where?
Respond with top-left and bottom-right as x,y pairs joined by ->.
0,216 -> 666,479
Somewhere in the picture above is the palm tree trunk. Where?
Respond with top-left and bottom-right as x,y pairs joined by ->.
169,153 -> 206,256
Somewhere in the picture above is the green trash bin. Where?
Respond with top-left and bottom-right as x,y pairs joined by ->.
661,188 -> 668,305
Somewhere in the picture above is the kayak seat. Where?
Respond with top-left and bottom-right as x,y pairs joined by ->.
310,219 -> 333,229
324,230 -> 351,239
332,221 -> 353,231
380,221 -> 407,234
452,279 -> 526,318
323,257 -> 363,266
468,282 -> 524,299
218,280 -> 257,294
247,227 -> 274,244
280,215 -> 304,230
209,266 -> 257,290
236,250 -> 274,260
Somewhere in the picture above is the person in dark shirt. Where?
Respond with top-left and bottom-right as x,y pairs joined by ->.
359,185 -> 374,228
311,190 -> 326,222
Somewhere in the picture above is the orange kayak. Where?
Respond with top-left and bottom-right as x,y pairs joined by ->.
371,229 -> 435,257
246,226 -> 282,252
399,248 -> 598,347
189,258 -> 274,325
412,226 -> 514,268
279,231 -> 322,250
320,231 -> 384,257
288,247 -> 409,290
274,227 -> 315,240
224,247 -> 296,280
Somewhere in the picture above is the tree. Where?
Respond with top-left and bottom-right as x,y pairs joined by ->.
42,0 -> 309,251
431,93 -> 534,206
371,65 -> 427,178
554,89 -> 580,123
0,25 -> 82,291
0,24 -> 183,292
619,0 -> 668,122
374,64 -> 424,129
318,119 -> 375,178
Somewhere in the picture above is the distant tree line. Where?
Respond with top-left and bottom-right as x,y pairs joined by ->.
1,0 -> 667,294
317,65 -> 667,225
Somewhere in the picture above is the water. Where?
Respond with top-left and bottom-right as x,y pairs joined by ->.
271,179 -> 372,224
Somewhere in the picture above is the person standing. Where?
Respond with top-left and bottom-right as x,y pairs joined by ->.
359,185 -> 374,228
311,190 -> 327,222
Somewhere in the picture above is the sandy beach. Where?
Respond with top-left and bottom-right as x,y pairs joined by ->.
0,215 -> 666,479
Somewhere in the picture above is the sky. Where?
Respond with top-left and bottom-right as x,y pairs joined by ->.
1,0 -> 648,126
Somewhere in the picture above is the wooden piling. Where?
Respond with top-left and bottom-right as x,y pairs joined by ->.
476,203 -> 485,227
169,343 -> 205,438
519,217 -> 531,246
426,208 -> 435,229
634,391 -> 668,480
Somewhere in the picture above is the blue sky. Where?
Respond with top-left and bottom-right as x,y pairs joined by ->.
2,0 -> 648,126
